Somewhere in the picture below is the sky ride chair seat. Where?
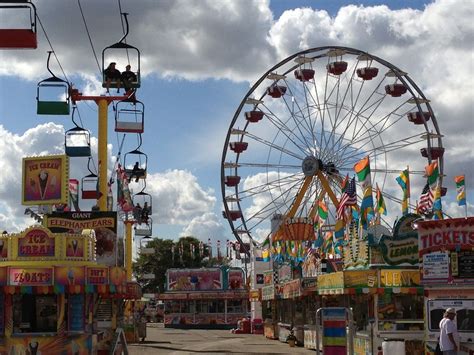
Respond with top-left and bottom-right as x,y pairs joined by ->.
65,126 -> 92,157
115,99 -> 144,133
102,42 -> 141,89
37,77 -> 70,115
134,218 -> 152,237
81,173 -> 100,200
0,2 -> 37,49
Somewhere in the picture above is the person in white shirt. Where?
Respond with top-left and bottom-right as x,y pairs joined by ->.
439,308 -> 459,354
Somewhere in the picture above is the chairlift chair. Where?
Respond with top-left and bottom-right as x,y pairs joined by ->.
37,51 -> 70,115
124,149 -> 147,182
65,106 -> 91,157
0,1 -> 37,49
140,236 -> 155,255
115,99 -> 144,133
101,13 -> 140,89
134,217 -> 152,237
133,190 -> 152,215
81,158 -> 99,199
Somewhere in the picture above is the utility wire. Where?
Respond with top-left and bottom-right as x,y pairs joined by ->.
77,0 -> 102,76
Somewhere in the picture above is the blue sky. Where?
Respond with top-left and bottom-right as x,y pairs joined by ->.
0,0 -> 472,247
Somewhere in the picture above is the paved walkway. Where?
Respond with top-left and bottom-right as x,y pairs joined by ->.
128,324 -> 315,354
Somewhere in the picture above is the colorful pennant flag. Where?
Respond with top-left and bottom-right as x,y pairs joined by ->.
68,179 -> 80,212
354,156 -> 371,191
425,162 -> 439,190
455,175 -> 466,206
318,200 -> 329,220
376,184 -> 387,216
354,156 -> 374,229
396,169 -> 410,215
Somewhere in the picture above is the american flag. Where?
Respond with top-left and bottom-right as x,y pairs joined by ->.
418,182 -> 434,213
337,176 -> 357,219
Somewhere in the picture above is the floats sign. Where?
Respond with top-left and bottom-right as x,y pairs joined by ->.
9,267 -> 53,286
18,227 -> 55,257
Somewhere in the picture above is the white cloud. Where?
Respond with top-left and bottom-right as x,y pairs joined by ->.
181,212 -> 226,242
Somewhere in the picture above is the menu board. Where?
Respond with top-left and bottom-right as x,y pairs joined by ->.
458,251 -> 474,278
68,294 -> 84,332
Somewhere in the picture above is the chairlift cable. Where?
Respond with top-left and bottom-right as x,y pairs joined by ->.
77,0 -> 102,76
36,14 -> 70,83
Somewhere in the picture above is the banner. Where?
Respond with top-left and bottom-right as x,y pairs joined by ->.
55,266 -> 85,286
86,267 -> 109,285
46,211 -> 117,266
22,155 -> 69,205
167,268 -> 222,291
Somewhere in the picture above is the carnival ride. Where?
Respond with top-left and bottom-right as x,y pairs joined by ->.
221,46 -> 444,255
1,1 -> 153,350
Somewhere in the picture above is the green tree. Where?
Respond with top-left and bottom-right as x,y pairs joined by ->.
133,236 -> 230,293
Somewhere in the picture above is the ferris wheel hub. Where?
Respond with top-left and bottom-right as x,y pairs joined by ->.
302,156 -> 322,176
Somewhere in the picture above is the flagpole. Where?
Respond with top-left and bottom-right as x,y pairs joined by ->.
407,165 -> 410,214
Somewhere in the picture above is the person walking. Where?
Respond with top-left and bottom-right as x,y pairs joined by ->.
439,308 -> 459,354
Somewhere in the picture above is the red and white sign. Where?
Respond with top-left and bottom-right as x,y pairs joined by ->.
418,217 -> 474,256
9,267 -> 53,286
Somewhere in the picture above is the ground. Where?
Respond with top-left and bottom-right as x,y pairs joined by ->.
128,324 -> 314,354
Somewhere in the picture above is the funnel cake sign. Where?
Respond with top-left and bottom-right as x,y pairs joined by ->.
22,155 -> 69,205
18,227 -> 55,257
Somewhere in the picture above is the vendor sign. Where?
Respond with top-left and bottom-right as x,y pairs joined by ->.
380,270 -> 420,287
22,155 -> 69,205
318,272 -> 344,292
422,252 -> 449,283
418,217 -> 474,256
228,268 -> 244,289
344,270 -> 377,288
277,263 -> 292,283
263,270 -> 273,285
379,234 -> 418,265
167,268 -> 222,291
9,267 -> 53,286
261,285 -> 275,300
46,211 -> 117,266
17,226 -> 55,258
282,279 -> 301,299
249,289 -> 260,302
87,267 -> 109,285
55,266 -> 85,286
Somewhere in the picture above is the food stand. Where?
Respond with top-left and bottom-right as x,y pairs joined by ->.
418,217 -> 474,355
159,267 -> 248,328
0,225 -> 137,354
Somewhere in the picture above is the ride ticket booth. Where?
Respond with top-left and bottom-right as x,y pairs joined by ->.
417,217 -> 474,355
0,225 -> 133,354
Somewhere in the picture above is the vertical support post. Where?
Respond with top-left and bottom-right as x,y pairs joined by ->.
125,220 -> 133,281
97,98 -> 108,212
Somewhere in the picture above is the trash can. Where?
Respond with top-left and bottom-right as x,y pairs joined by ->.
382,338 -> 405,355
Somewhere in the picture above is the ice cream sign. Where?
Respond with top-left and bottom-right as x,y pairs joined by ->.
18,227 -> 55,257
8,267 -> 53,286
22,155 -> 69,205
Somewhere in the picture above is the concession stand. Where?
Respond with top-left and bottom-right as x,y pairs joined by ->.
315,215 -> 425,354
159,267 -> 248,328
417,217 -> 474,355
0,225 -> 138,354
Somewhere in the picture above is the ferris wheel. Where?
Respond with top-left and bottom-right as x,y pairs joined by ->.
221,46 -> 444,250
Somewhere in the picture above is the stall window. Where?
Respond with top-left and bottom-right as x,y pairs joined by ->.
13,294 -> 57,333
227,300 -> 244,313
378,294 -> 423,331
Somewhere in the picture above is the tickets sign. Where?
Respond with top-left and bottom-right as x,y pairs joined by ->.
18,227 -> 55,257
9,267 -> 53,286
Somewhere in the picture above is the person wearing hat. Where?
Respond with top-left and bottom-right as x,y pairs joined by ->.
439,308 -> 459,354
104,62 -> 121,93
